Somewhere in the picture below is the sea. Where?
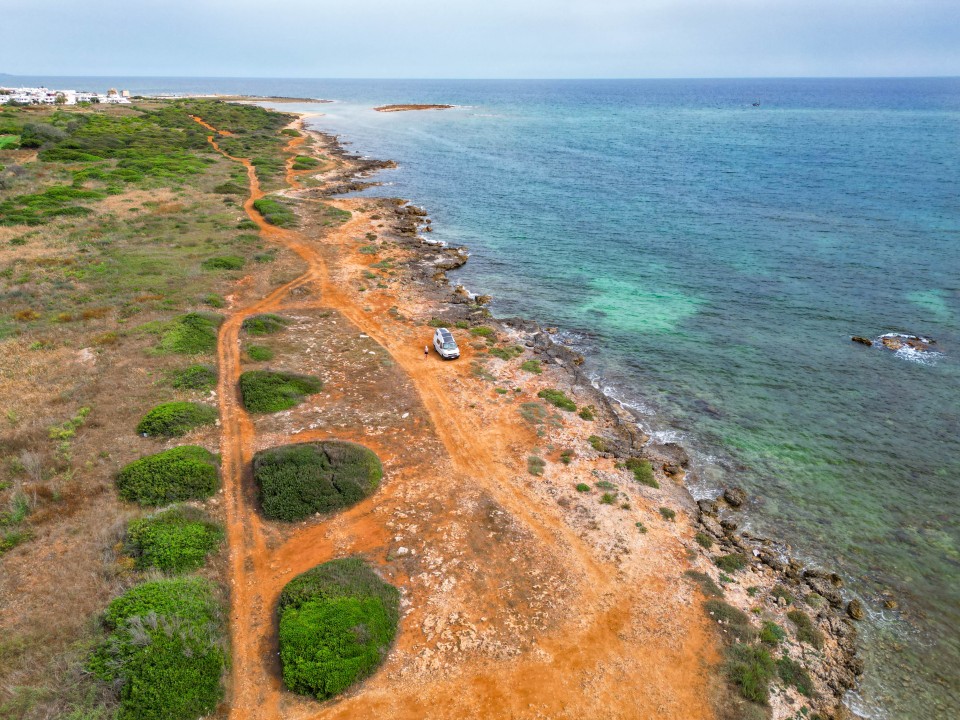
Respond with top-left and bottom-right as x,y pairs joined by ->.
7,75 -> 959,718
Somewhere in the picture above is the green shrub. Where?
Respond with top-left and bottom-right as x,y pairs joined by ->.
625,458 -> 657,488
125,505 -> 223,573
575,483 -> 591,492
587,435 -> 608,452
253,441 -> 383,521
776,655 -> 815,697
239,370 -> 322,413
714,553 -> 749,573
559,449 -> 573,465
704,600 -> 756,644
136,402 -> 217,437
158,313 -> 222,354
169,364 -> 217,391
246,344 -> 274,361
725,643 -> 775,704
280,128 -> 301,137
242,313 -> 288,335
89,577 -> 227,720
537,388 -> 576,411
426,318 -> 446,328
252,196 -> 296,227
278,558 -> 399,700
695,532 -> 714,549
600,492 -> 616,505
684,570 -> 724,598
212,181 -> 246,195
771,586 -> 795,606
292,155 -> 319,170
520,359 -> 542,374
527,456 -> 545,476
201,255 -> 245,271
578,405 -> 595,421
116,445 -> 220,505
787,610 -> 824,649
659,506 -> 676,521
759,621 -> 786,646
469,326 -> 495,338
487,345 -> 524,361
204,293 -> 226,308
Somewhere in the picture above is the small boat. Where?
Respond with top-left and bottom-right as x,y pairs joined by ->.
752,101 -> 761,107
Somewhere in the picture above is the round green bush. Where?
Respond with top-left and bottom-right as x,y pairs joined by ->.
239,370 -> 323,413
116,445 -> 219,505
158,312 -> 223,354
246,344 -> 273,361
126,505 -> 224,573
537,388 -> 576,411
241,313 -> 289,335
169,364 -> 218,391
89,577 -> 227,720
278,558 -> 399,700
253,441 -> 382,521
136,401 -> 218,437
201,255 -> 245,270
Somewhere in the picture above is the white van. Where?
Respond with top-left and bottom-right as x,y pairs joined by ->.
432,328 -> 460,359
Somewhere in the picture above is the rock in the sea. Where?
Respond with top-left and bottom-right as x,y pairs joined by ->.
723,486 -> 747,507
851,336 -> 873,346
807,576 -> 843,606
720,517 -> 739,534
847,599 -> 865,620
882,336 -> 904,351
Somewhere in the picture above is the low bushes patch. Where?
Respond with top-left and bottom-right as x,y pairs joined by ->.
278,558 -> 399,700
292,155 -> 320,170
252,196 -> 296,227
253,441 -> 383,521
125,505 -> 224,573
239,370 -> 323,413
776,655 -> 815,697
116,445 -> 220,505
89,577 -> 227,720
242,313 -> 288,335
169,364 -> 218,391
787,609 -> 824,649
714,553 -> 749,573
136,401 -> 218,437
625,457 -> 657,488
158,312 -> 223,354
246,344 -> 274,361
520,359 -> 542,374
201,255 -> 245,271
725,643 -> 776,705
704,599 -> 756,644
684,570 -> 724,598
537,388 -> 576,411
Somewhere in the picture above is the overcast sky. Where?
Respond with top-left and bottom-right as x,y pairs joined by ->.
3,0 -> 958,78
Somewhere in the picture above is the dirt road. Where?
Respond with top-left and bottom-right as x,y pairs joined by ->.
193,116 -> 717,720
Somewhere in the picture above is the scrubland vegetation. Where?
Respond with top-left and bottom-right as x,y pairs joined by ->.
277,558 -> 399,700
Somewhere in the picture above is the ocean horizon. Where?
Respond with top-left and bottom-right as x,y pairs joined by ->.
7,75 -> 958,719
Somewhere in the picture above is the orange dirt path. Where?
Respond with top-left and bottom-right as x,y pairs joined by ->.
193,116 -> 717,720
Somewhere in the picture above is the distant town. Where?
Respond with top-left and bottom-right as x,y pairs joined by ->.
0,86 -> 132,105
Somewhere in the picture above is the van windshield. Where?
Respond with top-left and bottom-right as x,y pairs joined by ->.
442,341 -> 457,350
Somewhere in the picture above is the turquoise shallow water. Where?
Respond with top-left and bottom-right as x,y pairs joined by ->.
11,76 -> 959,717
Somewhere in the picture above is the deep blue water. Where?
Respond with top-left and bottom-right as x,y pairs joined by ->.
9,76 -> 959,718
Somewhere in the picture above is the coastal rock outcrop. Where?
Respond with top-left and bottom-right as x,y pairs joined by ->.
723,486 -> 747,507
847,599 -> 865,620
851,336 -> 873,346
879,333 -> 936,352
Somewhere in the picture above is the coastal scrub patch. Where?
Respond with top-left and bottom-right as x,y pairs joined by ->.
469,326 -> 495,338
578,405 -> 595,421
684,570 -> 724,598
587,435 -> 608,452
725,643 -> 776,705
520,359 -> 542,374
252,196 -> 297,227
88,577 -> 227,720
787,610 -> 824,649
136,402 -> 218,437
242,313 -> 289,336
116,445 -> 220,505
527,456 -> 545,476
157,313 -> 223,355
704,599 -> 756,644
201,255 -> 245,271
277,558 -> 399,700
239,370 -> 323,413
125,505 -> 224,573
488,345 -> 524,361
759,621 -> 786,646
714,553 -> 749,573
253,441 -> 383,521
537,388 -> 576,412
625,458 -> 657,488
169,364 -> 218,391
246,344 -> 274,361
659,506 -> 676,521
292,155 -> 320,170
575,483 -> 591,492
695,532 -> 715,549
776,655 -> 815,697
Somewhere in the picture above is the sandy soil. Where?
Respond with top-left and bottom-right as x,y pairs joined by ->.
191,115 -> 720,720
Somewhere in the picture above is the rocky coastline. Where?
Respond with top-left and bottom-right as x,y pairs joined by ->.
304,119 -> 866,719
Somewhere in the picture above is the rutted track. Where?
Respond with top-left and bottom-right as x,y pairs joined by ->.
193,115 -> 716,720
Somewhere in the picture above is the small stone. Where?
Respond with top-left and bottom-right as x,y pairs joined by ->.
396,546 -> 409,556
723,486 -> 747,507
